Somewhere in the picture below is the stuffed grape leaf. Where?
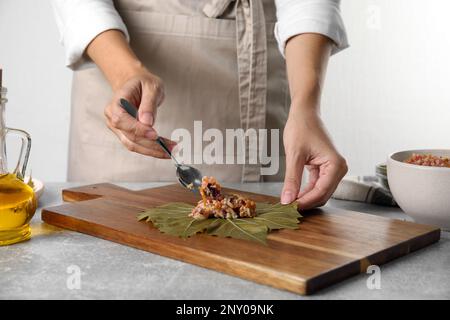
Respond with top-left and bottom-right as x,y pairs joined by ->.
137,202 -> 301,245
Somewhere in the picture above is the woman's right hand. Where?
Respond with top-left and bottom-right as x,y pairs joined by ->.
86,30 -> 176,158
104,68 -> 176,159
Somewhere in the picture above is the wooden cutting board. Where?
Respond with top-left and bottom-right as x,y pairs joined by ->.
41,183 -> 440,295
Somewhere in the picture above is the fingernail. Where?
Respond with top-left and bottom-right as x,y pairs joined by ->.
140,112 -> 154,126
281,190 -> 294,204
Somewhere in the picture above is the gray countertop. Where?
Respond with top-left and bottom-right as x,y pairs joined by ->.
0,182 -> 449,300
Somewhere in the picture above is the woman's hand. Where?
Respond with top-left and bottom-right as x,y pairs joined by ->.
282,33 -> 347,209
104,68 -> 176,158
86,30 -> 175,158
281,106 -> 348,209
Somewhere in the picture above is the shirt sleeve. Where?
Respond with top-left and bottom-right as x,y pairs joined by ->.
274,0 -> 349,57
51,0 -> 129,70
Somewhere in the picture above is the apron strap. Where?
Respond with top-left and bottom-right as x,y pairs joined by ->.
203,0 -> 267,182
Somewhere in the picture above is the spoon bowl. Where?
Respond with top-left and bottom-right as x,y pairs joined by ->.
176,165 -> 202,192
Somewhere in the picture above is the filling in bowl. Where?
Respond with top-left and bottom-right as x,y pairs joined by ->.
404,153 -> 450,168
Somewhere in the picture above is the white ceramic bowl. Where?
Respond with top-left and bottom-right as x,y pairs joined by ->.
387,149 -> 450,230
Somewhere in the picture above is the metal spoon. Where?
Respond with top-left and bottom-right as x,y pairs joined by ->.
119,98 -> 202,192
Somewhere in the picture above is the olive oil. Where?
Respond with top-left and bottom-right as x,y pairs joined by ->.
0,173 -> 37,245
1,74 -> 36,245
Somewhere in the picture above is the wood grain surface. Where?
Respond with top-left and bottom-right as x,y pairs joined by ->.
41,183 -> 440,295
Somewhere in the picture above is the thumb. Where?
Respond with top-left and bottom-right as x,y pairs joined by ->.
281,154 -> 305,204
138,80 -> 164,126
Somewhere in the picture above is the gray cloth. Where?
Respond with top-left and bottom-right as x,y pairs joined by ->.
332,176 -> 397,207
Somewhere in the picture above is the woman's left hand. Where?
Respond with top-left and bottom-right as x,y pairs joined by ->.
281,106 -> 348,209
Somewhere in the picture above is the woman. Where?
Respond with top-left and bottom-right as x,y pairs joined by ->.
52,0 -> 349,209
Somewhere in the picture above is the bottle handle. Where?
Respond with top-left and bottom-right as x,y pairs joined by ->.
5,127 -> 31,179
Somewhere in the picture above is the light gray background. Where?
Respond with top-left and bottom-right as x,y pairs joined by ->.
1,0 -> 449,182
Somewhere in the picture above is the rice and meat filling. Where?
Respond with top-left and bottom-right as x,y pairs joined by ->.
189,176 -> 256,220
404,153 -> 450,168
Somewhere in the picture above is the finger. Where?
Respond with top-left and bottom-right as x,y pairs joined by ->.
281,153 -> 305,204
157,136 -> 178,151
297,166 -> 319,199
297,161 -> 345,209
106,108 -> 177,157
118,128 -> 177,153
106,102 -> 158,140
138,79 -> 164,126
113,129 -> 171,159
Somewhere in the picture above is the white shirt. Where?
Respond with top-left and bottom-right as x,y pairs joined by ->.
52,0 -> 348,70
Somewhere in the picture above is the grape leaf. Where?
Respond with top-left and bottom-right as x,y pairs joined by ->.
137,201 -> 301,245
206,218 -> 269,244
137,203 -> 212,238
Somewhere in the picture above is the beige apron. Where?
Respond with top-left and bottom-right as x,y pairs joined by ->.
69,0 -> 289,182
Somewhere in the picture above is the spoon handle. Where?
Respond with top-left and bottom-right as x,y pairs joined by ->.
119,98 -> 179,166
119,98 -> 138,119
155,137 -> 179,166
